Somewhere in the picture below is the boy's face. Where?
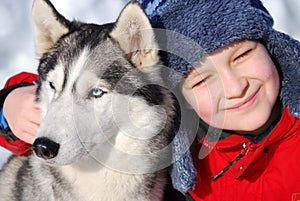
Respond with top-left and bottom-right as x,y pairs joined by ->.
181,40 -> 280,133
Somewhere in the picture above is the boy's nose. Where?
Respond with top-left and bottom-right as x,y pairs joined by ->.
222,72 -> 249,99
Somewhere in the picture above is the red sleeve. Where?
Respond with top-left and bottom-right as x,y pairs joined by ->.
4,71 -> 38,88
0,72 -> 38,155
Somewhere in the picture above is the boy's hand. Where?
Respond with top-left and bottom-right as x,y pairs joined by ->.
3,85 -> 42,144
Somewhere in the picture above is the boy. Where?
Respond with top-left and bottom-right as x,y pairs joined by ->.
139,0 -> 300,200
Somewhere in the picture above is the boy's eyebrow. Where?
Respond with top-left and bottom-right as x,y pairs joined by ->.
190,54 -> 211,71
185,67 -> 202,81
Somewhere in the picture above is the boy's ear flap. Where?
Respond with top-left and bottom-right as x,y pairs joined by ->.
110,2 -> 159,70
32,0 -> 70,57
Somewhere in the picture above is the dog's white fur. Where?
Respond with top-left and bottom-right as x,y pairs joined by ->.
0,1 -> 175,200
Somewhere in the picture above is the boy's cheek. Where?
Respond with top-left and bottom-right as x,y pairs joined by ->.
181,83 -> 223,125
181,88 -> 197,109
193,96 -> 215,123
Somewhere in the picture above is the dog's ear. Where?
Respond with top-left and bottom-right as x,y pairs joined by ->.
110,2 -> 159,69
32,0 -> 70,57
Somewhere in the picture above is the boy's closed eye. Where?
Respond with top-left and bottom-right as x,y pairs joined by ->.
184,67 -> 212,89
191,75 -> 211,88
234,49 -> 252,62
232,41 -> 258,64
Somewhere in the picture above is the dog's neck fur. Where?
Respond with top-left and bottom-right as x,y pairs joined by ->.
60,157 -> 165,201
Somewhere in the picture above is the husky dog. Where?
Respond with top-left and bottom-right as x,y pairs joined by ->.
0,0 -> 176,200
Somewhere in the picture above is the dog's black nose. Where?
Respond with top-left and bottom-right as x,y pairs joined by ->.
32,137 -> 60,160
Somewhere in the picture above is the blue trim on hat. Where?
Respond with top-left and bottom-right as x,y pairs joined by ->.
139,0 -> 173,25
141,0 -> 164,17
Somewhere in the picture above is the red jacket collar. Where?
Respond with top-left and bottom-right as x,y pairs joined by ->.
199,107 -> 298,179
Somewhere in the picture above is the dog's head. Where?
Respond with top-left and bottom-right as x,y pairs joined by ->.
31,0 -> 172,171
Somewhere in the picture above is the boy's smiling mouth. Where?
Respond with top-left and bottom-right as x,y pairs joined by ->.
226,88 -> 260,111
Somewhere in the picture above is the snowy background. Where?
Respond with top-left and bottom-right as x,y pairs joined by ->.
0,0 -> 300,164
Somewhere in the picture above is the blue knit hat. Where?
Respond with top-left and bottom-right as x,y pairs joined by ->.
138,0 -> 300,194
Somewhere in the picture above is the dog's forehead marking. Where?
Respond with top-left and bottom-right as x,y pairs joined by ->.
65,47 -> 90,92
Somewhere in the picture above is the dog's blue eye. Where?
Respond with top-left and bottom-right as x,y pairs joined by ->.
90,88 -> 105,98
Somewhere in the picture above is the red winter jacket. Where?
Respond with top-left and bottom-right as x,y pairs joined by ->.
189,107 -> 300,201
0,72 -> 38,155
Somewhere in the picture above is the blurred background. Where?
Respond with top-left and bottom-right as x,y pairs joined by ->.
0,0 -> 300,163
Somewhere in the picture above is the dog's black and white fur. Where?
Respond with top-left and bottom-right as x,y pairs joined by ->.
0,0 -> 177,200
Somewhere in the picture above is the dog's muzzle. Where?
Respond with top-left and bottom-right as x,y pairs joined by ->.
33,137 -> 60,160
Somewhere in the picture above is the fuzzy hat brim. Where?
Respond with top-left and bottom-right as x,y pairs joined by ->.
263,29 -> 300,118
